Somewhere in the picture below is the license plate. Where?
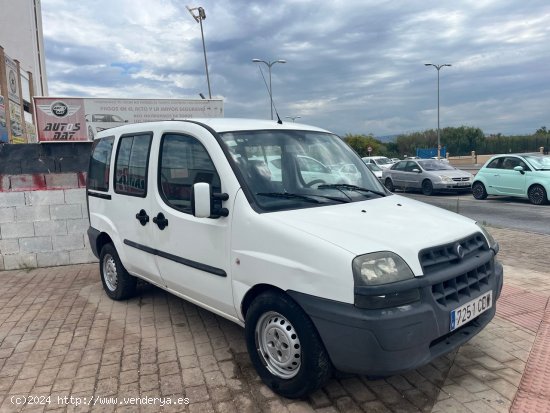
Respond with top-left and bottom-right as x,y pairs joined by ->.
457,181 -> 470,186
450,290 -> 492,331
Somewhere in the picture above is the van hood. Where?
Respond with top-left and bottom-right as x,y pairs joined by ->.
268,194 -> 479,275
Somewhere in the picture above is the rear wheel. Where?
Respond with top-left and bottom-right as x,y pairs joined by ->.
421,179 -> 434,196
384,178 -> 395,192
245,291 -> 332,398
528,184 -> 547,205
100,243 -> 136,300
472,182 -> 488,200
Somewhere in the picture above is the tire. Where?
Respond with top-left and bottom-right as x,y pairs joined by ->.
99,243 -> 136,300
245,291 -> 332,398
528,184 -> 548,205
421,179 -> 434,196
384,178 -> 395,192
472,182 -> 488,200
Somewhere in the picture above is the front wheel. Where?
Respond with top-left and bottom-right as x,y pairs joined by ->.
472,182 -> 488,200
421,179 -> 434,196
528,184 -> 548,205
384,178 -> 395,192
99,243 -> 136,300
245,291 -> 332,398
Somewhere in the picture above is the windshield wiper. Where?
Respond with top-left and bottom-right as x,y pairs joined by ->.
256,192 -> 321,203
318,184 -> 387,197
256,192 -> 349,204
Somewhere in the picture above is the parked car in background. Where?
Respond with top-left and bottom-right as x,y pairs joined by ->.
472,154 -> 550,205
365,162 -> 384,183
362,156 -> 395,169
338,163 -> 362,185
86,113 -> 128,139
264,155 -> 348,186
390,158 -> 400,163
383,159 -> 473,195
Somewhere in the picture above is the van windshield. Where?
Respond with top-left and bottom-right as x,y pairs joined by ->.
219,130 -> 387,212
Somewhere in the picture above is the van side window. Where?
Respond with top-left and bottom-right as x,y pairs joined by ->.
89,136 -> 114,192
114,133 -> 152,197
159,133 -> 221,213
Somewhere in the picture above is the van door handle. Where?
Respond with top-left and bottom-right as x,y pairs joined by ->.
135,209 -> 149,226
153,213 -> 169,230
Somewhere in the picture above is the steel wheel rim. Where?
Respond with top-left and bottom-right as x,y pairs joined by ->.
103,253 -> 118,291
530,187 -> 544,204
255,311 -> 301,379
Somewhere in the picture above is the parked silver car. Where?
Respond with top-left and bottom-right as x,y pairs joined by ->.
382,159 -> 473,195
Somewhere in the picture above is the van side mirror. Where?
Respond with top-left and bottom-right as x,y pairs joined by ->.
192,182 -> 229,218
412,168 -> 421,173
192,182 -> 212,218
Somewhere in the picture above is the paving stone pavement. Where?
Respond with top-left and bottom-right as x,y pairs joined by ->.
0,226 -> 548,413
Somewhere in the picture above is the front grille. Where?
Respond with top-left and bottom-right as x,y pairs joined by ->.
431,260 -> 492,307
419,233 -> 487,275
419,233 -> 492,308
452,177 -> 470,182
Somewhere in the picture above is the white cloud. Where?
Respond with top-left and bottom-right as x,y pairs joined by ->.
40,0 -> 550,137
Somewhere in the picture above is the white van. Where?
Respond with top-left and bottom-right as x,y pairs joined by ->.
87,119 -> 503,398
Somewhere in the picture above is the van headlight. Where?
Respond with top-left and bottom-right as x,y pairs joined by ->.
352,252 -> 414,286
475,222 -> 499,254
352,252 -> 419,309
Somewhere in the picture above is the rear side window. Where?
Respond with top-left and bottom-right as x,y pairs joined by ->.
88,136 -> 114,192
486,158 -> 502,169
115,133 -> 152,197
159,133 -> 221,213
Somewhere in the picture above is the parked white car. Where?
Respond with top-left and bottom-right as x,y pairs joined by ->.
86,113 -> 128,139
262,155 -> 348,186
87,119 -> 503,398
365,162 -> 384,183
362,156 -> 395,169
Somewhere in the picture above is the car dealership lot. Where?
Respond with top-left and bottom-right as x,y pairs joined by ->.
0,225 -> 549,412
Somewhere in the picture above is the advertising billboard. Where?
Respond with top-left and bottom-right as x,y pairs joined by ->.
34,97 -> 224,142
0,95 -> 8,143
5,55 -> 20,104
9,102 -> 27,144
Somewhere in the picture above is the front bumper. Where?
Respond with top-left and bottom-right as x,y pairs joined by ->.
433,181 -> 472,191
288,259 -> 503,376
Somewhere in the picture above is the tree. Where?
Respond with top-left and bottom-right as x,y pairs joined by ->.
342,134 -> 386,157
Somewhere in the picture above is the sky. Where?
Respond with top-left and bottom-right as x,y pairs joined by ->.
40,0 -> 550,137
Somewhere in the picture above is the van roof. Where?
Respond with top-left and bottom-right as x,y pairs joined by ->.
95,118 -> 330,139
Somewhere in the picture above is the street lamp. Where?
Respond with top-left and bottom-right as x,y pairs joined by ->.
285,116 -> 301,122
187,5 -> 212,99
252,58 -> 286,120
425,63 -> 451,159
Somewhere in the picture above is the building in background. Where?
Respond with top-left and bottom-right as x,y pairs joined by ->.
0,0 -> 48,143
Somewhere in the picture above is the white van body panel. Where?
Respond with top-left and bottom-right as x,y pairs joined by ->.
230,190 -> 358,317
263,194 -> 478,276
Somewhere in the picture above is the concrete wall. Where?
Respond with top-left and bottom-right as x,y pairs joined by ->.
0,184 -> 96,271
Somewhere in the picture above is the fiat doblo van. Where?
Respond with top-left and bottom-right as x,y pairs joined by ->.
87,119 -> 503,398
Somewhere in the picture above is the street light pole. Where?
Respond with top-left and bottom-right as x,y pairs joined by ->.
425,63 -> 451,159
187,6 -> 212,99
252,59 -> 286,120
